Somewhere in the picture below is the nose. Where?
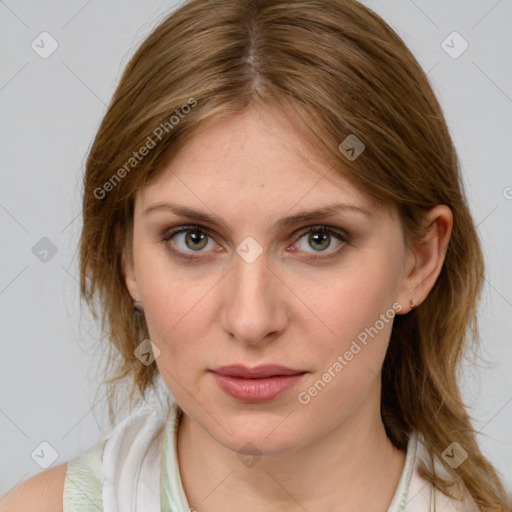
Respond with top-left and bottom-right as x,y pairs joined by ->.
221,251 -> 288,347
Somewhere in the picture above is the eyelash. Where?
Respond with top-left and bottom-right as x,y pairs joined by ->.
159,224 -> 348,262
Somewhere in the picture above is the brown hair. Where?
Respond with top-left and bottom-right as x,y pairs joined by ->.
79,0 -> 510,509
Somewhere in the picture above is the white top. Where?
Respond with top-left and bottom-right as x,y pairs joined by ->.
63,401 -> 479,511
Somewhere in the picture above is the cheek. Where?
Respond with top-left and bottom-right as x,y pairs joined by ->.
293,275 -> 398,431
134,245 -> 218,369
295,250 -> 401,402
144,274 -> 210,404
302,259 -> 400,350
143,278 -> 213,360
136,228 -> 402,397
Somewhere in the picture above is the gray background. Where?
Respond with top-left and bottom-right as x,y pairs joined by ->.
1,0 -> 511,497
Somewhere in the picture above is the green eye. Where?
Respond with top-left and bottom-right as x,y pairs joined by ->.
161,224 -> 348,262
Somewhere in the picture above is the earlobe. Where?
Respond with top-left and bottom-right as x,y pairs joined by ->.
397,205 -> 453,313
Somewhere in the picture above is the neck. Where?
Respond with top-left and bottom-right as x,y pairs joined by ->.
176,381 -> 406,512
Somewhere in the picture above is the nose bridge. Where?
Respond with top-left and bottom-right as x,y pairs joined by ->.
222,249 -> 285,345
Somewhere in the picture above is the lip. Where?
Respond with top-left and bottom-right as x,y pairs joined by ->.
210,365 -> 307,402
211,364 -> 305,378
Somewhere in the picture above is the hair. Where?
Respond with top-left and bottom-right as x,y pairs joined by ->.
79,0 -> 511,509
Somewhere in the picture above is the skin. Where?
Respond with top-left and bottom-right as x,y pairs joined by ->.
123,105 -> 453,512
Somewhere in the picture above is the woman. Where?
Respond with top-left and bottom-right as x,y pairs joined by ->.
4,0 -> 510,510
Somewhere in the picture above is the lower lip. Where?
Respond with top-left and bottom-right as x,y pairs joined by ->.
210,372 -> 306,403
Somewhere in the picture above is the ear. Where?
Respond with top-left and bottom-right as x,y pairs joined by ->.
118,224 -> 140,302
396,205 -> 453,313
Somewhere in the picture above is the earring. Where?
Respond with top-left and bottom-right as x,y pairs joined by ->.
409,298 -> 416,309
133,299 -> 143,312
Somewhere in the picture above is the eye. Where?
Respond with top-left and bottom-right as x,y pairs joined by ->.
160,224 -> 348,261
161,225 -> 217,260
292,225 -> 347,260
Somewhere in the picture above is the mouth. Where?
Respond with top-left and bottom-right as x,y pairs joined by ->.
211,364 -> 306,378
209,364 -> 307,402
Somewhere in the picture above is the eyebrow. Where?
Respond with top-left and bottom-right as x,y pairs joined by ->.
143,201 -> 372,230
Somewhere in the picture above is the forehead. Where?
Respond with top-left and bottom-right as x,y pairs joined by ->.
137,107 -> 377,216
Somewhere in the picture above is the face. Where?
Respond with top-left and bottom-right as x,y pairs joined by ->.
123,105 -> 413,456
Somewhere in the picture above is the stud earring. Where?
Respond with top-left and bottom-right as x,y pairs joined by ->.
409,298 -> 416,309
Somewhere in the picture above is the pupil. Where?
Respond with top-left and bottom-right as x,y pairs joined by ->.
187,231 -> 207,250
310,232 -> 329,251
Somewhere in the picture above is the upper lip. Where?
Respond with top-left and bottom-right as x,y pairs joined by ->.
211,364 -> 306,379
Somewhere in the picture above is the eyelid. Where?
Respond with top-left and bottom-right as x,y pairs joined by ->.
160,224 -> 215,243
291,225 -> 348,260
294,225 -> 348,241
159,223 -> 349,260
159,225 -> 217,261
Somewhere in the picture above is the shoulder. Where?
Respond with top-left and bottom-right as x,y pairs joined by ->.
0,463 -> 67,512
0,438 -> 105,512
0,402 -> 173,512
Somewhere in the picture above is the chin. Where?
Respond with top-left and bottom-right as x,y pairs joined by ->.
213,411 -> 309,457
